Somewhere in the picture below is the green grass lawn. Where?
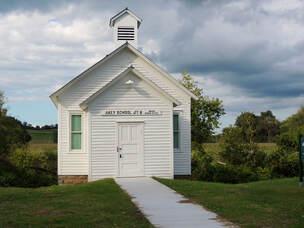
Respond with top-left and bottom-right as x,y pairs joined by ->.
0,179 -> 152,227
203,143 -> 277,159
157,178 -> 304,228
28,129 -> 57,144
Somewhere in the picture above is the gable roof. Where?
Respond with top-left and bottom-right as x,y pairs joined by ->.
50,42 -> 197,107
80,66 -> 182,110
109,8 -> 142,28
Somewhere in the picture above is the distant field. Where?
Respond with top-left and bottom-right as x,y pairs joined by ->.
203,143 -> 277,158
27,129 -> 57,144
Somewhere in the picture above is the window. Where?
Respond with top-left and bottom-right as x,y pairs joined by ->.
71,114 -> 81,150
173,114 -> 179,149
117,26 -> 135,40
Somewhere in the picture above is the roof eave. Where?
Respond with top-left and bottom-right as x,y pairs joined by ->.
109,8 -> 142,28
125,43 -> 198,100
49,42 -> 129,100
49,94 -> 58,108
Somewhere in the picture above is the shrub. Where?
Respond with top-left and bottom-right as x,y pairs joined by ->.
192,143 -> 215,181
1,147 -> 57,187
192,142 -> 260,183
219,126 -> 267,169
267,149 -> 298,178
0,116 -> 31,157
212,164 -> 258,184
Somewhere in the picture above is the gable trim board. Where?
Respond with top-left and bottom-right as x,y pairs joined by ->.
80,66 -> 182,110
109,8 -> 142,28
50,42 -> 197,107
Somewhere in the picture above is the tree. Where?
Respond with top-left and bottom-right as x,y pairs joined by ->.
0,91 -> 7,117
256,111 -> 280,142
0,92 -> 31,159
219,126 -> 266,169
280,107 -> 304,134
0,116 -> 31,158
180,72 -> 225,143
235,112 -> 258,143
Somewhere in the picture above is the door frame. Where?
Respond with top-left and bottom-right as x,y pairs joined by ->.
116,121 -> 144,177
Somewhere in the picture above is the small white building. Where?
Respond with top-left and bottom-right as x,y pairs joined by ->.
50,8 -> 197,184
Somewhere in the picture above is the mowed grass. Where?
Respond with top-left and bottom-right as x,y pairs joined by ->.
203,143 -> 277,159
0,179 -> 152,227
28,129 -> 57,144
157,178 -> 304,228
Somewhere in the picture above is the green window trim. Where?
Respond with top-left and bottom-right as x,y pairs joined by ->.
173,114 -> 179,149
71,114 -> 82,150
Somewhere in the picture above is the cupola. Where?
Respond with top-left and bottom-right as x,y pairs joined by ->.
109,8 -> 142,48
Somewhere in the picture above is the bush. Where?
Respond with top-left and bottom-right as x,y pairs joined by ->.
0,169 -> 56,187
192,144 -> 215,181
192,142 -> 260,183
212,164 -> 258,183
219,126 -> 267,169
267,149 -> 298,178
0,116 -> 31,157
0,147 -> 57,187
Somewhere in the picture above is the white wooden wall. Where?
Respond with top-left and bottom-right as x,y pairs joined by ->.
89,73 -> 173,180
57,47 -> 191,178
113,14 -> 139,48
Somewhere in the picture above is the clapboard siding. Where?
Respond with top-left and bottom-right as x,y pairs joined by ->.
132,56 -> 191,175
174,103 -> 191,175
89,73 -> 173,180
58,106 -> 88,175
57,47 -> 191,178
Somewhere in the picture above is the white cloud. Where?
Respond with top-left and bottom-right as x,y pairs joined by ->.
0,0 -> 303,128
0,6 -> 115,104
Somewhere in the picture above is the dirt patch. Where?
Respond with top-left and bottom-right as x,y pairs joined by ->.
32,209 -> 51,216
178,199 -> 193,204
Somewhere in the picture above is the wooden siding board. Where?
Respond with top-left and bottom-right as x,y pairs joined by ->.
57,48 -> 191,178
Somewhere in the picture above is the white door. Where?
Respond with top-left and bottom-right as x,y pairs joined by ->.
118,122 -> 144,177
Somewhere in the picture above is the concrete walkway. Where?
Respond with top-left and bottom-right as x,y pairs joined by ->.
115,177 -> 230,228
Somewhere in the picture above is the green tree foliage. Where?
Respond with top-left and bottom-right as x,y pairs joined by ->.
219,126 -> 266,169
256,111 -> 280,142
180,72 -> 225,143
235,111 -> 280,142
267,107 -> 304,178
276,107 -> 304,150
280,107 -> 304,134
0,91 -> 7,117
235,112 -> 258,143
0,116 -> 31,159
0,92 -> 31,159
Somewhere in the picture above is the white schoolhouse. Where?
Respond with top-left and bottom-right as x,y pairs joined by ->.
50,8 -> 197,184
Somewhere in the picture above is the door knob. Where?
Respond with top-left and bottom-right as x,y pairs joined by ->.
120,154 -> 122,158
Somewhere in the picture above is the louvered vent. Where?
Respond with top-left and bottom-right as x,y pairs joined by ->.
117,26 -> 135,41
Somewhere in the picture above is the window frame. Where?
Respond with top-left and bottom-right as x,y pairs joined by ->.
173,113 -> 180,151
69,112 -> 83,152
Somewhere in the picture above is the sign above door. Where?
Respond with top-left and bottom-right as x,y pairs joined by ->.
101,110 -> 162,116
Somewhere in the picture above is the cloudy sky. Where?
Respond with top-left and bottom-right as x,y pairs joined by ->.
0,0 -> 303,130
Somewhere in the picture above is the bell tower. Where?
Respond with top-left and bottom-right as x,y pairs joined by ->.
110,8 -> 142,48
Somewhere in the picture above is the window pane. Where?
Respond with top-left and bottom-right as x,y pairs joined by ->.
174,132 -> 179,149
173,114 -> 179,130
72,115 -> 81,131
71,133 -> 81,150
